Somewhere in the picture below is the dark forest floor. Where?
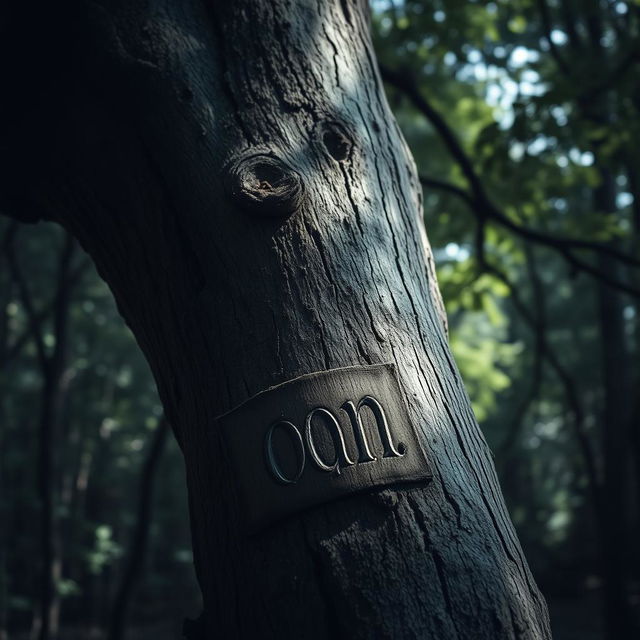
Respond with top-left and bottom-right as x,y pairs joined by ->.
549,593 -> 603,640
10,593 -> 605,639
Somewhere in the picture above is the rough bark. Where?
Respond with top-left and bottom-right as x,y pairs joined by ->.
0,1 -> 550,638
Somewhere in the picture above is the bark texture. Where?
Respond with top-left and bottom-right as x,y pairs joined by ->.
0,1 -> 550,637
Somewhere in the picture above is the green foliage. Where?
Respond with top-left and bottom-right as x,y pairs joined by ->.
87,525 -> 123,575
373,0 -> 640,600
0,221 -> 199,632
449,311 -> 522,421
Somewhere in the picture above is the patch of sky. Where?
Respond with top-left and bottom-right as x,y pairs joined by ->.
568,148 -> 594,166
551,105 -> 569,127
509,142 -> 525,161
444,243 -> 471,261
444,51 -> 457,65
527,136 -> 549,155
551,198 -> 568,212
617,192 -> 634,208
550,29 -> 568,45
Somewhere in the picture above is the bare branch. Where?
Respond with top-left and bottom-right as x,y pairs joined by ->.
3,223 -> 49,373
496,245 -> 545,458
383,66 -> 640,270
3,245 -> 89,366
381,65 -> 486,201
478,249 -> 602,509
49,233 -> 77,377
379,65 -> 640,279
579,47 -> 640,102
419,173 -> 640,297
536,0 -> 572,76
419,175 -> 474,206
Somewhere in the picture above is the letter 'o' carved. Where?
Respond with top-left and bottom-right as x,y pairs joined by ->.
264,420 -> 306,484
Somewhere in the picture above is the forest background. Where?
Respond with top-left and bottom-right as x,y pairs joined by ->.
1,1 -> 639,638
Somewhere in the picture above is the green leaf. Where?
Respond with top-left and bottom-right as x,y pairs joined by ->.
508,16 -> 527,33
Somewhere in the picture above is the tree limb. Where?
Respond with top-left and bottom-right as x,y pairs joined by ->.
579,46 -> 640,102
3,223 -> 49,373
2,239 -> 88,367
418,173 -> 640,297
477,247 -> 602,510
496,245 -> 545,459
536,0 -> 572,77
379,65 -> 640,281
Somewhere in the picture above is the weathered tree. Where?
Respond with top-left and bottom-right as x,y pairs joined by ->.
0,1 -> 550,638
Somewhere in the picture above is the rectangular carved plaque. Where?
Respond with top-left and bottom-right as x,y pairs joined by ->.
217,363 -> 431,532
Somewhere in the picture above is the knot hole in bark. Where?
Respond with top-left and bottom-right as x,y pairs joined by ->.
321,122 -> 353,163
225,154 -> 305,217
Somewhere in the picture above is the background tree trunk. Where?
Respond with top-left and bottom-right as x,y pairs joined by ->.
585,10 -> 637,634
594,171 -> 635,639
0,1 -> 550,637
108,417 -> 169,640
5,229 -> 77,640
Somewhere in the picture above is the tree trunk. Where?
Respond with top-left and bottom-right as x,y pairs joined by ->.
108,417 -> 169,640
626,162 -> 640,589
5,228 -> 77,640
594,170 -> 636,640
583,9 -> 636,631
0,225 -> 12,640
0,1 -> 550,637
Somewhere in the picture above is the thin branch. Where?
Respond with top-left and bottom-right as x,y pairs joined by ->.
560,0 -> 584,51
478,252 -> 602,509
419,175 -> 475,206
558,247 -> 640,298
418,173 -> 640,297
489,205 -> 640,269
536,0 -> 572,76
3,223 -> 49,373
496,345 -> 543,459
497,244 -> 546,458
3,257 -> 89,366
378,64 -> 640,275
381,65 -> 486,201
49,233 -> 77,377
108,417 -> 170,640
579,47 -> 640,102
382,66 -> 640,272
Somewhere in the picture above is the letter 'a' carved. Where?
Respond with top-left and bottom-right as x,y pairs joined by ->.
217,363 -> 431,532
305,407 -> 356,473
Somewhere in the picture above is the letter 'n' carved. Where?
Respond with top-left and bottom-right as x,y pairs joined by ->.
341,395 -> 406,461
